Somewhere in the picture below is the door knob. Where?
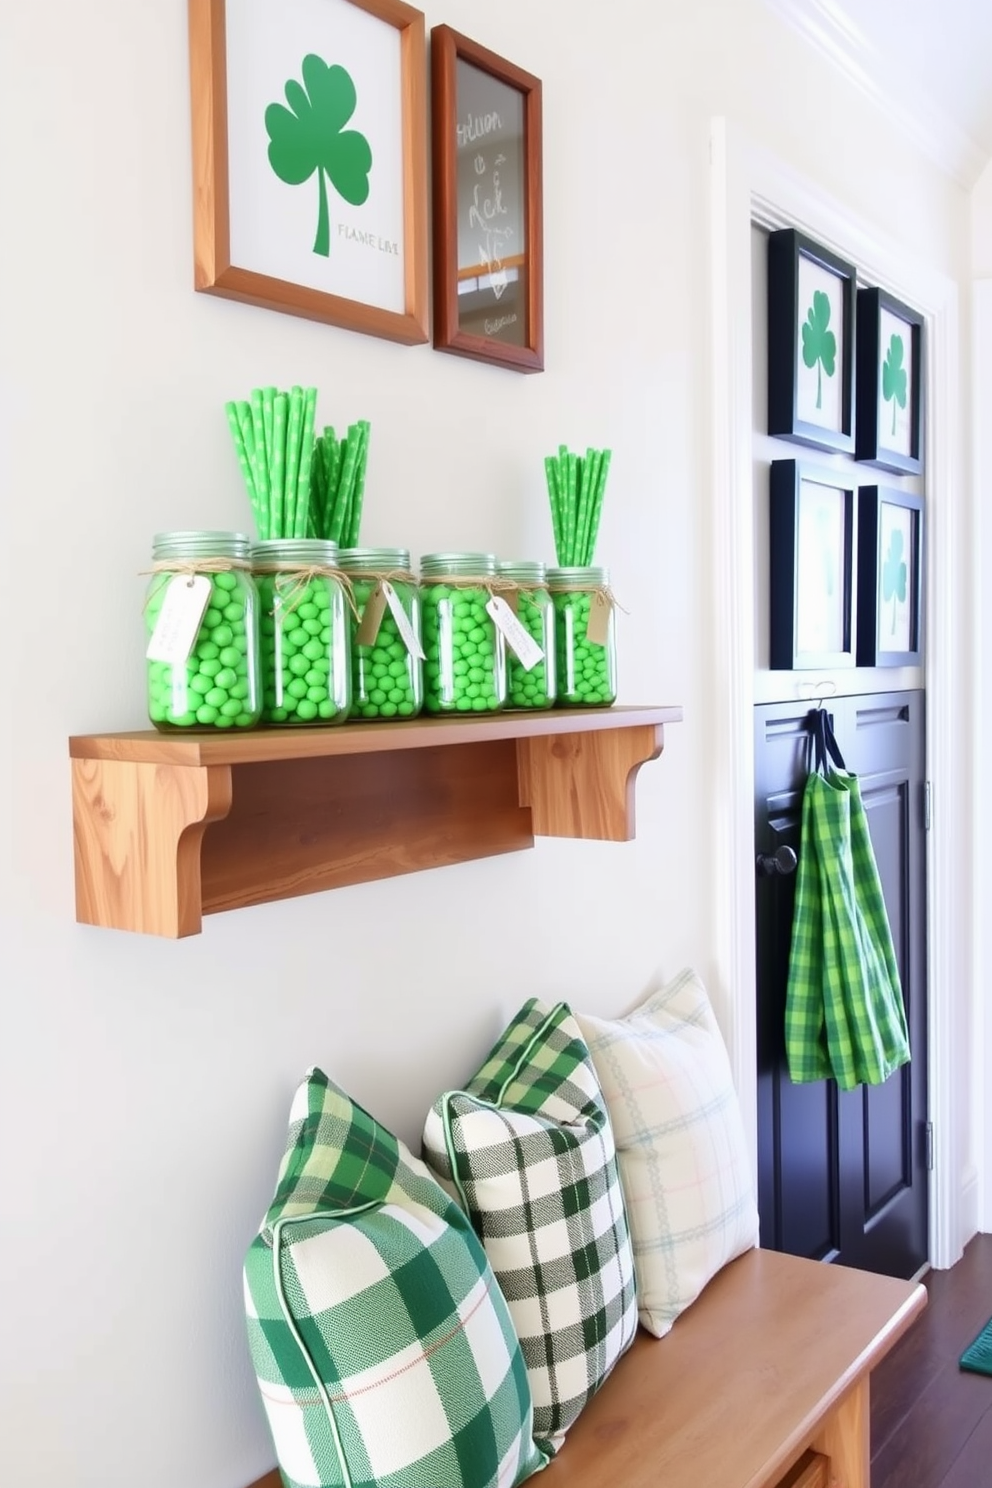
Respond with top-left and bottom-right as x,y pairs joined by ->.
756,845 -> 798,877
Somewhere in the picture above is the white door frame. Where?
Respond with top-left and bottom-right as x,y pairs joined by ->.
709,117 -> 972,1269
975,278 -> 992,1237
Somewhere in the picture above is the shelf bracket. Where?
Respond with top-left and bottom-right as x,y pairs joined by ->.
72,758 -> 233,938
517,723 -> 666,840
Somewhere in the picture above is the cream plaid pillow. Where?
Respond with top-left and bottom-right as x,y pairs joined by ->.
576,968 -> 759,1338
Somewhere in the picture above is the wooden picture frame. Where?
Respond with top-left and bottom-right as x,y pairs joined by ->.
769,459 -> 858,670
188,0 -> 428,346
767,229 -> 856,455
430,25 -> 543,372
857,485 -> 923,666
856,288 -> 925,475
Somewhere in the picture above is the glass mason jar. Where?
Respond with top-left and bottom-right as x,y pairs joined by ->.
547,566 -> 617,707
145,531 -> 261,731
496,560 -> 556,710
339,547 -> 424,721
252,540 -> 351,725
420,553 -> 506,715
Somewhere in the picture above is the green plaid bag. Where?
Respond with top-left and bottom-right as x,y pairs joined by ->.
244,1067 -> 548,1488
785,709 -> 911,1091
422,1000 -> 638,1455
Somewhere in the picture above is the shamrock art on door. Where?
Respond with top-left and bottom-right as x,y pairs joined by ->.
878,306 -> 913,456
795,255 -> 844,433
878,501 -> 913,653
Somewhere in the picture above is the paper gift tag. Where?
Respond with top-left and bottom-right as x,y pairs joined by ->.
486,595 -> 544,670
383,582 -> 426,661
355,582 -> 388,647
586,590 -> 613,646
146,575 -> 212,664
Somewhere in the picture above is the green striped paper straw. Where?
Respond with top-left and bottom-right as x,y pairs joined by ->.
544,455 -> 564,565
311,434 -> 328,540
565,450 -> 579,565
347,420 -> 370,547
295,387 -> 318,540
334,429 -> 359,544
283,387 -> 303,540
237,401 -> 264,538
271,391 -> 288,537
225,401 -> 262,538
583,450 -> 603,564
321,432 -> 342,540
261,387 -> 275,476
574,450 -> 593,569
250,389 -> 271,540
586,448 -> 611,563
339,425 -> 361,547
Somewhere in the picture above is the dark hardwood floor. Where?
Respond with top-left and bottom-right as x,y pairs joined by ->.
871,1234 -> 992,1487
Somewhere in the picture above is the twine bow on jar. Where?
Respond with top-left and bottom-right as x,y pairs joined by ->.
252,561 -> 361,623
141,557 -> 253,612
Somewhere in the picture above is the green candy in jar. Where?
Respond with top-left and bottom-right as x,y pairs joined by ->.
496,560 -> 556,710
419,553 -> 506,715
339,547 -> 424,721
145,531 -> 261,731
547,566 -> 617,707
252,540 -> 351,725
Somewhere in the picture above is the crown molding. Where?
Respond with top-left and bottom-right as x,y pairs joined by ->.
762,0 -> 987,189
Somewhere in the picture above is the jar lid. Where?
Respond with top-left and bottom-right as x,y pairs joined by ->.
420,551 -> 497,578
339,546 -> 412,572
497,560 -> 547,584
152,530 -> 252,562
547,565 -> 609,587
251,539 -> 340,566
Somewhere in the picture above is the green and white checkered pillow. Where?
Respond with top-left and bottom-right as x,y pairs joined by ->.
576,968 -> 759,1339
244,1067 -> 548,1488
422,1001 -> 638,1455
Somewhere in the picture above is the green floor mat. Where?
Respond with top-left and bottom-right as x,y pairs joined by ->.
960,1317 -> 992,1376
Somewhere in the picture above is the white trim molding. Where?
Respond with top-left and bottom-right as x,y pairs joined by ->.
760,0 -> 987,190
709,117 -> 970,1269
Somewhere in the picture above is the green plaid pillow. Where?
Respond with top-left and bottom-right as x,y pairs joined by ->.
422,1001 -> 638,1454
244,1067 -> 548,1488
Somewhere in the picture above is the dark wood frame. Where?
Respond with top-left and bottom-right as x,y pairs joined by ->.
856,485 -> 924,666
855,288 -> 925,475
430,24 -> 544,372
770,459 -> 858,671
188,0 -> 429,346
767,228 -> 856,455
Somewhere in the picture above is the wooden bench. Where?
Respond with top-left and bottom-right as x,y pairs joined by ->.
245,1247 -> 926,1488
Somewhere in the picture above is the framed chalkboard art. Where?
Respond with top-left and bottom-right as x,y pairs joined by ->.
188,0 -> 429,346
430,25 -> 544,372
767,228 -> 856,455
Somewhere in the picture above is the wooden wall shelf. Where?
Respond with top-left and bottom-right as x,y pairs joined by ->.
69,705 -> 682,938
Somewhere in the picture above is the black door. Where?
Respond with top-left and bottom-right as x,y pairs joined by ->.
754,690 -> 928,1279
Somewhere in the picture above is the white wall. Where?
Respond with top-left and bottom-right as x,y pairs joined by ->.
0,3 -> 971,1485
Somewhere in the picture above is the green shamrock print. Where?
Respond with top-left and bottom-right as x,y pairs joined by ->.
882,527 -> 907,636
882,333 -> 908,437
801,290 -> 837,411
265,55 -> 373,258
